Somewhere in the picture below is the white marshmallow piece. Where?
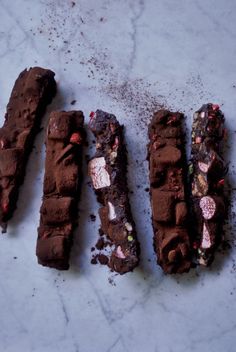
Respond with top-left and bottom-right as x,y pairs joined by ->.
198,161 -> 209,173
125,222 -> 133,232
199,196 -> 216,220
200,111 -> 205,118
108,201 -> 116,220
201,223 -> 211,249
88,157 -> 111,189
116,246 -> 126,259
199,257 -> 208,266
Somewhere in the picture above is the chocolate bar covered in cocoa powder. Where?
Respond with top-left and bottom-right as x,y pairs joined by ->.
190,104 -> 226,266
0,67 -> 56,232
36,111 -> 85,270
88,110 -> 140,274
148,110 -> 192,273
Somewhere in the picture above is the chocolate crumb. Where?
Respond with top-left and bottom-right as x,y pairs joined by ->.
108,277 -> 116,286
98,254 -> 109,265
90,214 -> 96,222
95,237 -> 104,250
91,256 -> 97,265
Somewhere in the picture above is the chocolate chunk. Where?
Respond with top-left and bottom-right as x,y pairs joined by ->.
40,197 -> 74,225
88,157 -> 111,189
90,214 -> 96,222
148,110 -> 191,273
175,202 -> 188,225
151,189 -> 175,223
88,110 -> 140,274
0,67 -> 56,231
98,254 -> 109,265
190,104 -> 226,266
36,110 -> 85,270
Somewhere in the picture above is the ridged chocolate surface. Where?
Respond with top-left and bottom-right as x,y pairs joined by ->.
148,110 -> 191,273
0,67 -> 56,231
36,110 -> 85,270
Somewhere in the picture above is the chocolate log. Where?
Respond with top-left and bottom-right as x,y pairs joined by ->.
88,110 -> 140,274
190,104 -> 226,266
148,110 -> 191,273
0,67 -> 56,232
36,111 -> 85,270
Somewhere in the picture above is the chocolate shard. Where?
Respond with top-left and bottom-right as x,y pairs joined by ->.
36,110 -> 85,270
190,104 -> 226,266
148,110 -> 191,274
0,67 -> 56,231
88,110 -> 140,274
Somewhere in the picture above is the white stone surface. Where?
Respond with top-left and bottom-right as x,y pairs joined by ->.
0,1 -> 236,351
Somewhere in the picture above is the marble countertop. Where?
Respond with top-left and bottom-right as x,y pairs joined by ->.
1,1 -> 236,351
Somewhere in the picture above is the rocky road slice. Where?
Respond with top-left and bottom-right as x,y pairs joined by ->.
36,110 -> 85,270
190,104 -> 226,266
148,110 -> 192,273
0,67 -> 56,232
88,110 -> 140,274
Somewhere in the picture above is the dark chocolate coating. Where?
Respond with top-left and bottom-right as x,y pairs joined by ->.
148,110 -> 191,274
0,67 -> 56,231
36,110 -> 85,270
89,110 -> 140,274
190,104 -> 226,266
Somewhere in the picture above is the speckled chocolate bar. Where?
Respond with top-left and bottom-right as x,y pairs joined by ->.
36,111 -> 85,270
190,104 -> 226,266
88,110 -> 140,274
0,67 -> 56,232
148,110 -> 191,273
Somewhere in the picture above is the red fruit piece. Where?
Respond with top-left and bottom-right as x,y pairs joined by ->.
89,111 -> 96,126
212,104 -> 220,111
218,179 -> 224,186
70,132 -> 82,145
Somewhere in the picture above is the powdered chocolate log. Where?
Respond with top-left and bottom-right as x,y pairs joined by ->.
88,110 -> 140,274
148,110 -> 191,273
190,104 -> 226,266
36,111 -> 85,270
0,67 -> 56,232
